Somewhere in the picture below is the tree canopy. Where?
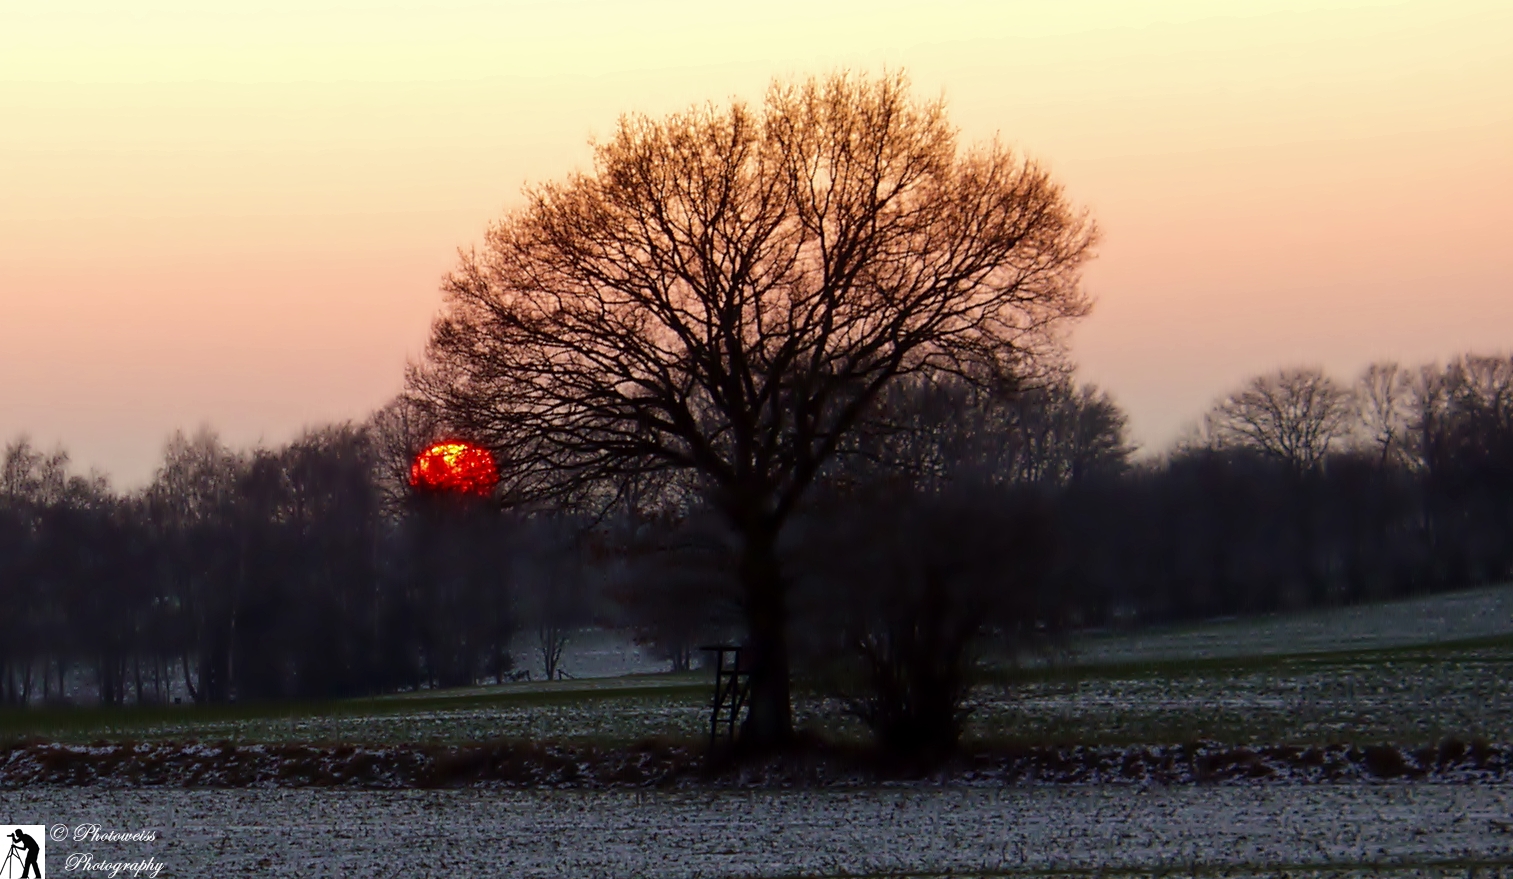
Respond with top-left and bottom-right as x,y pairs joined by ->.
411,70 -> 1097,745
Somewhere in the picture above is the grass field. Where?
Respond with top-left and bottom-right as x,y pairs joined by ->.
12,634 -> 1506,748
7,584 -> 1513,749
1068,582 -> 1513,663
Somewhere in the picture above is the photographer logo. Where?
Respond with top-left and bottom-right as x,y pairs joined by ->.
0,826 -> 44,878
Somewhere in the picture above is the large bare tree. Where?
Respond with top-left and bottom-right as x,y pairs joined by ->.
410,71 -> 1096,745
1204,367 -> 1355,474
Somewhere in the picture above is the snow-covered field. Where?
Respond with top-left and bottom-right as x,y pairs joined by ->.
69,642 -> 1512,748
19,784 -> 1513,877
978,647 -> 1513,744
13,587 -> 1513,877
1070,582 -> 1513,665
524,582 -> 1513,680
99,689 -> 714,745
16,583 -> 1510,748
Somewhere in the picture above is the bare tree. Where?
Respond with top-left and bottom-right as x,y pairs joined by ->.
1354,362 -> 1413,468
996,380 -> 1133,485
2,437 -> 76,508
827,374 -> 1131,492
411,70 -> 1096,745
367,395 -> 445,517
1204,367 -> 1355,474
144,429 -> 249,703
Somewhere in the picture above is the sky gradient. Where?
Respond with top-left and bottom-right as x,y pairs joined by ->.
3,0 -> 1510,488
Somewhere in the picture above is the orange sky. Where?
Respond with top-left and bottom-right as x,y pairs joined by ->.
2,0 -> 1510,488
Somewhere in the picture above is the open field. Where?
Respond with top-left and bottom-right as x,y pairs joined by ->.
9,638 -> 1511,749
7,585 -> 1513,748
1068,582 -> 1513,664
11,585 -> 1513,877
21,785 -> 1513,878
977,638 -> 1513,746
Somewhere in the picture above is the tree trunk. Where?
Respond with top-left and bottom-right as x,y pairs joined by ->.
738,524 -> 792,748
181,652 -> 199,703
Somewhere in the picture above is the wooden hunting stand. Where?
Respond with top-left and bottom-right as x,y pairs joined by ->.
700,644 -> 749,750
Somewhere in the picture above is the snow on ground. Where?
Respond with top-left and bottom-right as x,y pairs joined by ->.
509,628 -> 676,679
80,693 -> 843,746
18,784 -> 1513,877
977,649 -> 1513,744
87,648 -> 1513,747
1071,582 -> 1513,665
529,581 -> 1513,682
21,585 -> 1513,749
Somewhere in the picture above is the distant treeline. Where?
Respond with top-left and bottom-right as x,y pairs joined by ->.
0,423 -> 603,707
1061,355 -> 1513,623
1,353 -> 1510,711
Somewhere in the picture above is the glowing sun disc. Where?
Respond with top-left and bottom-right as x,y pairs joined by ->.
409,440 -> 499,496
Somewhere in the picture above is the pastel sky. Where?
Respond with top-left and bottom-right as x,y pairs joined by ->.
3,0 -> 1510,489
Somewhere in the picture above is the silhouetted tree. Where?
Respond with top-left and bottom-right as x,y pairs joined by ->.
792,481 -> 1056,756
1408,356 -> 1513,586
1200,367 -> 1357,603
143,429 -> 248,703
411,71 -> 1097,745
1204,367 -> 1354,474
835,375 -> 1131,491
368,395 -> 444,517
401,488 -> 519,689
1354,361 -> 1413,468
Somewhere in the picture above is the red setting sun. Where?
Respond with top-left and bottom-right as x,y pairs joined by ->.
409,440 -> 499,497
